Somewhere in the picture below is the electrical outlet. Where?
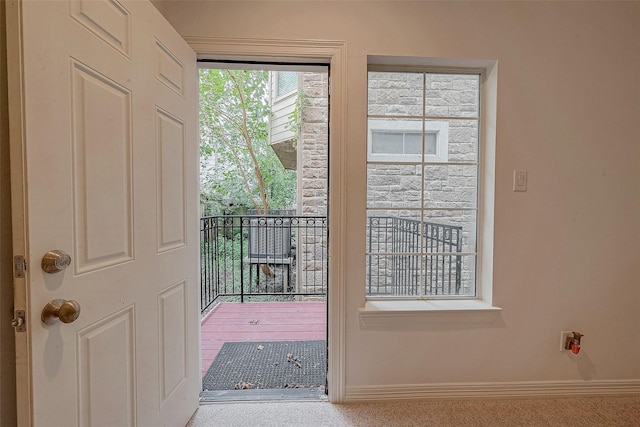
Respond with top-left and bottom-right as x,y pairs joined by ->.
560,331 -> 573,351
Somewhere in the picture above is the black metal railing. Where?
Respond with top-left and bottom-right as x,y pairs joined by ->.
366,216 -> 462,297
200,215 -> 328,314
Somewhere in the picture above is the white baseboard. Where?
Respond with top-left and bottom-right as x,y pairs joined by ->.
345,380 -> 640,401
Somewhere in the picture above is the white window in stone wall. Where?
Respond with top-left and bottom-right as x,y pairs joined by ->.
368,119 -> 448,163
366,69 -> 481,299
275,71 -> 298,98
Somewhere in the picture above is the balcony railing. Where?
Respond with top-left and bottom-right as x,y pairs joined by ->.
366,216 -> 463,297
200,215 -> 328,314
200,214 -> 463,314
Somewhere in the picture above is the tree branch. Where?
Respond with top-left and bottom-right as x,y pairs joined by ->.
218,134 -> 261,212
225,70 -> 270,214
209,106 -> 243,130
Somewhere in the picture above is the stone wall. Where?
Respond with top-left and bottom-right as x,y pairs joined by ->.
299,72 -> 329,216
297,72 -> 329,298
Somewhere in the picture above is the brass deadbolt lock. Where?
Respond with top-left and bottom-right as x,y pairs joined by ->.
41,250 -> 71,273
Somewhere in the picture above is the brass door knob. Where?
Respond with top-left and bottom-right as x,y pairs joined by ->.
41,250 -> 71,273
41,299 -> 81,325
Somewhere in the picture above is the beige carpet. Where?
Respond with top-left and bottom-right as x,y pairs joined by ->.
187,396 -> 640,426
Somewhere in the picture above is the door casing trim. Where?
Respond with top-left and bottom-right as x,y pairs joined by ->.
185,36 -> 348,403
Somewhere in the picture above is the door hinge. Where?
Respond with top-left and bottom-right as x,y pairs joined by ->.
14,255 -> 26,278
11,310 -> 26,333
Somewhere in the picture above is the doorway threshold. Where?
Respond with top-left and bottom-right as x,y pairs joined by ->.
200,388 -> 328,403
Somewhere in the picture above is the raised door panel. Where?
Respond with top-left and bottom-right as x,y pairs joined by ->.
158,281 -> 188,405
77,307 -> 136,427
70,0 -> 131,57
71,60 -> 133,273
155,39 -> 185,97
156,108 -> 186,252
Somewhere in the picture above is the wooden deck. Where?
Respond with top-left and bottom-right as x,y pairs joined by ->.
201,301 -> 327,376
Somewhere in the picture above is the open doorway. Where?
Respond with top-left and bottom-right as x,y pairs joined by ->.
197,62 -> 330,401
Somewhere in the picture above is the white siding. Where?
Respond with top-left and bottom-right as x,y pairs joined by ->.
269,72 -> 297,145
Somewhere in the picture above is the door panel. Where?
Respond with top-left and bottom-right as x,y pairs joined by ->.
71,60 -> 134,272
155,40 -> 186,97
10,0 -> 199,425
70,0 -> 132,57
156,108 -> 187,252
77,306 -> 136,427
158,281 -> 188,404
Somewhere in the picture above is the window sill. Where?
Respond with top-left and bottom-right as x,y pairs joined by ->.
358,299 -> 502,327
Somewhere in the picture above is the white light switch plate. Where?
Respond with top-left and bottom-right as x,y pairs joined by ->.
513,170 -> 527,192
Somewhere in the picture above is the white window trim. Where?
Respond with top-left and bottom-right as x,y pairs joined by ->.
359,300 -> 501,327
367,119 -> 449,163
360,57 -> 500,326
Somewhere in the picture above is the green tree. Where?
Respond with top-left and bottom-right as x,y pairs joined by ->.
199,69 -> 296,215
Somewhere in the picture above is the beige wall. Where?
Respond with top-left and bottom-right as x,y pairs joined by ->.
0,2 -> 17,425
157,1 -> 640,390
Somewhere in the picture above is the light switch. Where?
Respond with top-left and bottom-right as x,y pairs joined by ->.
513,170 -> 527,192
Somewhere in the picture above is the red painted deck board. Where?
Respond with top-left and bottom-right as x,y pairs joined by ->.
200,301 -> 327,376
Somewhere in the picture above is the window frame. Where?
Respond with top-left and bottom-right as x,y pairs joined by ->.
361,59 -> 500,325
365,65 -> 484,302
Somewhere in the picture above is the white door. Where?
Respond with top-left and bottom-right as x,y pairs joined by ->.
8,1 -> 200,425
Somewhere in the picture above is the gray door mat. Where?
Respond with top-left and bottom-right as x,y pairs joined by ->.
202,340 -> 327,391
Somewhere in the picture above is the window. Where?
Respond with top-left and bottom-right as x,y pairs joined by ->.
368,119 -> 449,163
275,71 -> 298,97
366,69 -> 481,300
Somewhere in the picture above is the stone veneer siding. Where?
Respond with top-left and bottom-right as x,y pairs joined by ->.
297,72 -> 329,297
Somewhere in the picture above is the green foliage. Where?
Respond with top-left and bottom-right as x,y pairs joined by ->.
199,69 -> 297,214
